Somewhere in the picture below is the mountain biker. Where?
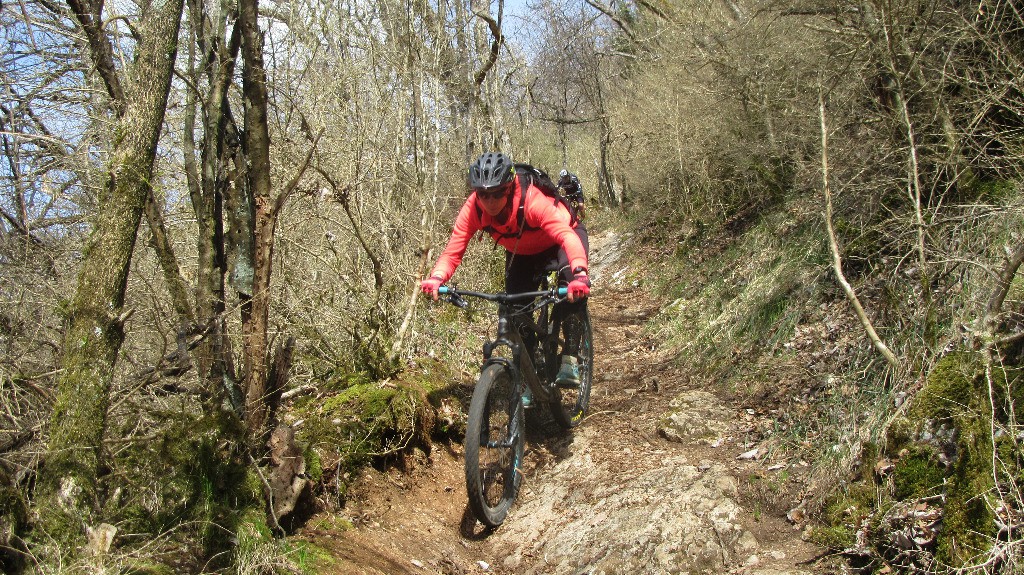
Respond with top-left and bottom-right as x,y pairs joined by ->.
421,151 -> 591,391
557,169 -> 585,221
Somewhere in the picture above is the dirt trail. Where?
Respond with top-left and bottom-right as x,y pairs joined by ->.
299,231 -> 824,574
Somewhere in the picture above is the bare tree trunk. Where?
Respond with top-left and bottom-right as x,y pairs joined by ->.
466,0 -> 502,156
239,0 -> 274,440
595,71 -> 619,206
237,2 -> 319,439
183,0 -> 243,409
880,18 -> 931,310
39,0 -> 185,552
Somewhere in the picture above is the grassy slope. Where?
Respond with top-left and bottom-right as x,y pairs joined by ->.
621,181 -> 1024,570
625,195 -> 889,481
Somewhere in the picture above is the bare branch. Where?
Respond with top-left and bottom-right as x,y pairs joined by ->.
819,91 -> 899,369
64,0 -> 125,113
583,0 -> 638,43
272,127 -> 324,220
534,114 -> 606,125
635,0 -> 670,21
472,5 -> 503,89
314,166 -> 384,291
0,430 -> 35,454
978,243 -> 1024,340
144,192 -> 196,325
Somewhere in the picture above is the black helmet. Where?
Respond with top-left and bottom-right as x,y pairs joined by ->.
468,152 -> 515,191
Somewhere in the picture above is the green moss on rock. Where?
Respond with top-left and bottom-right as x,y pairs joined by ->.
814,351 -> 1019,568
304,445 -> 323,484
102,405 -> 251,567
908,352 -> 998,566
938,408 -> 995,565
891,445 -> 945,500
909,352 -> 979,424
297,379 -> 433,479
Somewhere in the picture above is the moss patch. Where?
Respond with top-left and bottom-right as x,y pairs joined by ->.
104,405 -> 252,568
286,540 -> 336,573
891,446 -> 945,500
236,506 -> 274,550
297,376 -> 436,481
812,482 -> 877,550
908,352 -> 978,423
909,352 -> 998,565
815,351 -> 1015,568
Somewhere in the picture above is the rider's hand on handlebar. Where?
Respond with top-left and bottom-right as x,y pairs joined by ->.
567,272 -> 590,302
420,276 -> 444,301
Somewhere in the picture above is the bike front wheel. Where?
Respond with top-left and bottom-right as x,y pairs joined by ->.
551,308 -> 594,429
464,363 -> 524,526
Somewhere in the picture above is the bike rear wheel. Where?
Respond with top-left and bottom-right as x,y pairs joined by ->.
464,363 -> 524,526
550,308 -> 594,429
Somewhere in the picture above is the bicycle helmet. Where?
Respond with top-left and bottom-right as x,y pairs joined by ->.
468,152 -> 515,191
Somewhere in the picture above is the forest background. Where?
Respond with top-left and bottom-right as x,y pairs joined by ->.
2,0 -> 1024,572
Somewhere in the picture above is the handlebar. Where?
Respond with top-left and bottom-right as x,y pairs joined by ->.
439,286 -> 568,301
438,282 -> 573,308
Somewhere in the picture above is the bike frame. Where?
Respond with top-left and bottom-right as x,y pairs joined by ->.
438,285 -> 567,403
443,279 -> 589,526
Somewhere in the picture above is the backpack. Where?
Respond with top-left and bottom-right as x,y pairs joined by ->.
478,163 -> 580,240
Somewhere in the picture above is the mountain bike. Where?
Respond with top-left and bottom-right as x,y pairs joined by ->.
438,275 -> 593,526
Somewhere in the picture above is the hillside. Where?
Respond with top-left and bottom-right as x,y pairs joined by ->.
4,0 -> 1023,572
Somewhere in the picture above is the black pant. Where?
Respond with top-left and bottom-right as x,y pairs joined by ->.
503,224 -> 589,292
504,224 -> 589,356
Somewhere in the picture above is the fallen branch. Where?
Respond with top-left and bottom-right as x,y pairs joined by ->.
247,452 -> 284,537
281,384 -> 314,400
390,243 -> 432,362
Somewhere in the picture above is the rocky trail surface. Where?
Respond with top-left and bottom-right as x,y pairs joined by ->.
298,231 -> 825,574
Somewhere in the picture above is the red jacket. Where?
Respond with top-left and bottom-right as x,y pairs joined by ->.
429,174 -> 588,282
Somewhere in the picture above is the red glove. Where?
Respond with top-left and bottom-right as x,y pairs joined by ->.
567,273 -> 590,302
420,276 -> 444,300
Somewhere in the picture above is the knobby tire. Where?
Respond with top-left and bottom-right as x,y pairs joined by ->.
550,308 -> 594,429
464,363 -> 524,526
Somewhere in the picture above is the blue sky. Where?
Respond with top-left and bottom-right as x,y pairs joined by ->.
501,0 -> 543,52
504,0 -> 531,16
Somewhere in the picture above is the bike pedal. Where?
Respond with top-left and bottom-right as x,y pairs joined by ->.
554,380 -> 580,389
